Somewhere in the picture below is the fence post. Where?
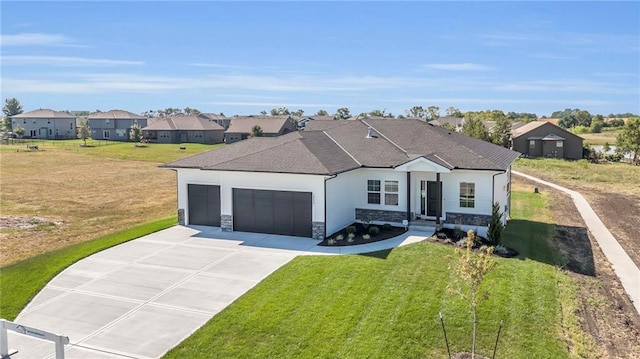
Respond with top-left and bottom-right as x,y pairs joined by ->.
1,319 -> 8,357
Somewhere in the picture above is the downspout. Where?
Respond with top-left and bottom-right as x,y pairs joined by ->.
323,174 -> 337,239
492,170 -> 506,222
436,172 -> 441,226
406,171 -> 411,222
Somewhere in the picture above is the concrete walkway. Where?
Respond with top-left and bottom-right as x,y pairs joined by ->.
6,225 -> 431,359
513,170 -> 640,314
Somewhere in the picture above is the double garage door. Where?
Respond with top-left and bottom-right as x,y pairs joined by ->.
188,185 -> 312,238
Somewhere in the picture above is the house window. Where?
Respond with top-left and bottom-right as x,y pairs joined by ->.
116,129 -> 127,137
70,123 -> 73,129
556,141 -> 563,148
529,140 -> 535,148
103,130 -> 110,139
105,119 -> 110,125
367,180 -> 381,204
460,182 -> 475,208
49,129 -> 52,135
384,180 -> 399,205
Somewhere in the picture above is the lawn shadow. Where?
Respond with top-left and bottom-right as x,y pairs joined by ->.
503,219 -> 595,276
357,248 -> 393,259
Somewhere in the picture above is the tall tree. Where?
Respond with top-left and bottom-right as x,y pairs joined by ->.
183,107 -> 201,116
426,106 -> 440,120
445,106 -> 463,118
270,107 -> 290,116
616,117 -> 640,165
3,97 -> 23,131
590,114 -> 605,133
368,109 -> 393,118
315,109 -> 329,116
406,106 -> 426,119
335,107 -> 351,119
77,119 -> 91,146
461,116 -> 490,141
142,110 -> 157,118
491,116 -> 512,148
292,109 -> 304,117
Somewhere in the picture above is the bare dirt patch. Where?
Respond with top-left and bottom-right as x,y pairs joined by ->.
514,176 -> 640,358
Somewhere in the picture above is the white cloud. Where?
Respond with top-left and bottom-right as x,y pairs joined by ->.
0,33 -> 74,46
422,63 -> 494,71
1,55 -> 144,67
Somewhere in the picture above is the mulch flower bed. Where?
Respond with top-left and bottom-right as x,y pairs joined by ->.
430,228 -> 519,258
318,222 -> 407,246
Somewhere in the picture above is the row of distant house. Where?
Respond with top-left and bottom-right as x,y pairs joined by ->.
9,109 -> 298,145
9,109 -> 583,159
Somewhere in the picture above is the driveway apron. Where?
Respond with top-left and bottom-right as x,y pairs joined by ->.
6,226 -> 430,358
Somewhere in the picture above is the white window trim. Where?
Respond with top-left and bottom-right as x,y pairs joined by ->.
460,182 -> 475,208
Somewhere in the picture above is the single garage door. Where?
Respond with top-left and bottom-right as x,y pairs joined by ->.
233,189 -> 312,237
188,184 -> 221,226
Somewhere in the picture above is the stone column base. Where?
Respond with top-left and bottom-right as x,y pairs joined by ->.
178,209 -> 185,225
221,214 -> 233,232
312,222 -> 325,240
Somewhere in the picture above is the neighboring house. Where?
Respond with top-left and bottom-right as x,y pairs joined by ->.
202,113 -> 231,130
87,110 -> 148,141
428,116 -> 465,131
512,121 -> 583,160
163,119 -> 521,240
224,115 -> 296,143
142,115 -> 225,144
10,109 -> 77,139
298,115 -> 336,129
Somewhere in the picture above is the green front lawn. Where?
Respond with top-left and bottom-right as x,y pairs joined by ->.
0,216 -> 176,320
164,190 -> 590,358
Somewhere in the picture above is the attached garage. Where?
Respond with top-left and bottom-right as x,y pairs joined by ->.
188,184 -> 221,226
233,189 -> 312,237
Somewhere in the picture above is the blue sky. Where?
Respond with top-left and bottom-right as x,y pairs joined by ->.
1,1 -> 638,117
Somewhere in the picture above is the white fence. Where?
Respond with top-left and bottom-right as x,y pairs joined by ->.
0,319 -> 69,359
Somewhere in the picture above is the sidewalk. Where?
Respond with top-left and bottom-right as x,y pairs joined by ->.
513,171 -> 640,314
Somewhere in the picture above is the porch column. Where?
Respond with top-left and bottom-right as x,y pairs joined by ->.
436,172 -> 441,225
406,171 -> 411,221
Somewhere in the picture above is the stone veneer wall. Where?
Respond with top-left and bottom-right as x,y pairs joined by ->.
355,208 -> 408,223
445,212 -> 491,226
312,222 -> 325,240
178,208 -> 185,225
221,214 -> 233,232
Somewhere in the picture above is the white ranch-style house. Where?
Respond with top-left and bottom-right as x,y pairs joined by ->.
163,119 -> 521,240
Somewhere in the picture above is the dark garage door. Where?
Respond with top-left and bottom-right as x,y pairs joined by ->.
188,184 -> 221,226
233,189 -> 312,237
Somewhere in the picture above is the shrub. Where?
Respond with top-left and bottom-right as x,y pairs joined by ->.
336,234 -> 344,241
456,239 -> 467,247
362,234 -> 371,240
328,238 -> 336,246
346,226 -> 357,234
347,233 -> 355,241
347,236 -> 355,243
494,245 -> 508,255
443,238 -> 452,244
605,153 -> 623,162
382,223 -> 392,231
368,226 -> 380,236
453,228 -> 467,240
487,202 -> 504,246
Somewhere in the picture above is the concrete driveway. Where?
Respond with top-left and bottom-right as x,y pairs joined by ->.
6,225 -> 429,359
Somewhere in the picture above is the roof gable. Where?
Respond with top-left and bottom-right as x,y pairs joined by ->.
87,110 -> 146,120
226,116 -> 292,134
143,116 -> 224,131
512,121 -> 583,140
11,109 -> 76,119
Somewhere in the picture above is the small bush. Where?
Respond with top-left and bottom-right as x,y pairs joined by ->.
347,233 -> 355,240
382,223 -> 392,231
347,236 -> 355,243
362,234 -> 371,240
368,226 -> 380,236
328,238 -> 336,246
456,239 -> 467,247
346,226 -> 357,234
453,228 -> 467,240
479,245 -> 488,252
494,245 -> 508,255
443,238 -> 452,244
336,234 -> 344,241
605,153 -> 623,162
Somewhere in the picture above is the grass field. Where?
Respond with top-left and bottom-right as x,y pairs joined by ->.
164,188 -> 594,359
513,157 -> 640,196
0,216 -> 176,320
0,142 -> 215,265
579,128 -> 620,146
0,139 -> 222,162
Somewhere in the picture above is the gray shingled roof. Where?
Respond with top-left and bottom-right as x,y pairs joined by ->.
11,109 -> 76,119
164,119 -> 521,174
143,116 -> 224,131
226,116 -> 291,134
87,110 -> 146,120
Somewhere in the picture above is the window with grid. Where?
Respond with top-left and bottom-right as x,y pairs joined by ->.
460,182 -> 475,208
556,141 -> 563,148
367,180 -> 381,204
384,180 -> 399,205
